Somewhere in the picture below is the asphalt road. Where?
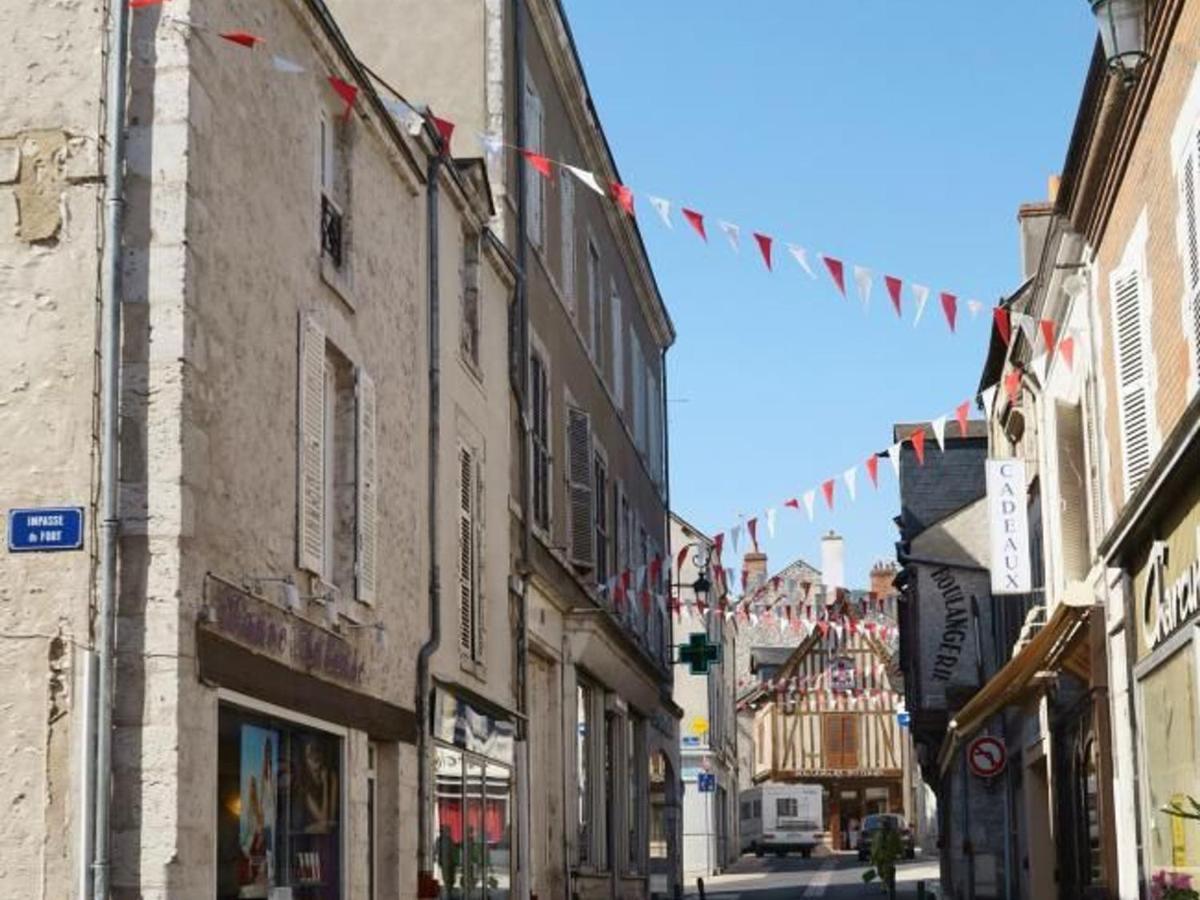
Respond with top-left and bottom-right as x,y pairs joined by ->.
684,852 -> 941,899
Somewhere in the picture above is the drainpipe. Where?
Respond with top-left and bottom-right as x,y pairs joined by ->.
90,0 -> 132,893
416,147 -> 443,896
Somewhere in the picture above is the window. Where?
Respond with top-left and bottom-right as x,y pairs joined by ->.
561,174 -> 576,309
567,405 -> 594,569
1055,402 -> 1091,582
753,800 -> 762,818
631,330 -> 646,455
460,229 -> 481,371
319,110 -> 346,270
627,716 -> 643,872
611,289 -> 624,409
824,715 -> 859,769
217,704 -> 343,899
647,364 -> 663,487
576,681 -> 594,865
523,73 -> 544,249
594,451 -> 609,586
530,350 -> 550,532
1178,130 -> 1200,378
367,743 -> 378,900
433,746 -> 513,899
587,241 -> 603,365
1109,267 -> 1153,497
298,317 -> 376,603
458,446 -> 482,662
741,802 -> 752,821
777,797 -> 798,819
616,486 -> 630,576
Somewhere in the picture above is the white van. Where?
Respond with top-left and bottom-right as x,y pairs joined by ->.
739,783 -> 824,858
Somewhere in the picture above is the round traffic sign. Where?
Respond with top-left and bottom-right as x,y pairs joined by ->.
967,735 -> 1007,779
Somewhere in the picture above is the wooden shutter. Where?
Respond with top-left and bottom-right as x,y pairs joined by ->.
523,77 -> 544,248
458,446 -> 477,657
1055,402 -> 1089,583
611,291 -> 624,409
567,406 -> 594,568
355,368 -> 377,604
824,715 -> 858,769
1110,268 -> 1152,496
561,174 -> 575,305
298,316 -> 326,575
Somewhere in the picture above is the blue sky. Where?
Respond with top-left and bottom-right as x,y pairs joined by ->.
563,1 -> 1097,585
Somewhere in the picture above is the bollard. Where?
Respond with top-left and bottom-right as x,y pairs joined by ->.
916,880 -> 926,900
696,876 -> 706,900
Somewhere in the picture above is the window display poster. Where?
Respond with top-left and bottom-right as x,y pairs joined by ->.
240,725 -> 279,897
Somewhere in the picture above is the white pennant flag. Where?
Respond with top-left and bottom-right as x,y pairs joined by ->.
853,266 -> 873,310
1014,312 -> 1039,346
843,466 -> 858,502
802,490 -> 816,521
1033,350 -> 1051,383
730,525 -> 742,554
766,507 -> 777,540
564,165 -> 605,196
271,55 -> 307,74
718,221 -> 741,252
967,299 -> 985,318
786,244 -> 818,279
980,383 -> 998,416
477,130 -> 504,161
888,442 -> 903,479
648,196 -> 673,229
931,415 -> 947,451
911,284 -> 931,327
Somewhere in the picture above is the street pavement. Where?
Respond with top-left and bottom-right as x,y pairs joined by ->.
684,852 -> 940,899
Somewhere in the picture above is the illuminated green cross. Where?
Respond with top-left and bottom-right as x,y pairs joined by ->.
678,632 -> 721,675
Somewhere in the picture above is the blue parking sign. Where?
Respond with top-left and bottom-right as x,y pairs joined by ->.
697,773 -> 716,793
8,507 -> 84,552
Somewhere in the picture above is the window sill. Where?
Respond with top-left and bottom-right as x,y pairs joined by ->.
459,654 -> 487,681
321,253 -> 356,312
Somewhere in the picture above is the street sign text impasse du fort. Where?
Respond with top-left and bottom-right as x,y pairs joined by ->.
7,507 -> 84,552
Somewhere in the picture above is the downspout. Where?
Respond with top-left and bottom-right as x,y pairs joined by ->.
511,1 -> 534,896
90,0 -> 132,892
416,147 -> 443,896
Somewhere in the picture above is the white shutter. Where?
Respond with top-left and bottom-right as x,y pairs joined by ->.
1083,380 -> 1106,552
1191,137 -> 1200,375
561,174 -> 575,306
611,291 -> 624,409
355,368 -> 377,604
567,406 -> 594,568
1055,402 -> 1089,583
1110,267 -> 1152,497
523,76 -> 544,248
459,446 -> 477,657
298,316 -> 326,575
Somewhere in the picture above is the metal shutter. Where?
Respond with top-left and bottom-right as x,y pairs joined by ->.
355,368 -> 377,604
1110,268 -> 1152,496
297,316 -> 326,575
567,406 -> 594,568
1055,402 -> 1090,583
458,446 -> 477,657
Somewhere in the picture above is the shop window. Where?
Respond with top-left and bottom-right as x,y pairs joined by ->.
217,703 -> 343,899
433,746 -> 513,899
576,681 -> 594,866
626,716 -> 644,872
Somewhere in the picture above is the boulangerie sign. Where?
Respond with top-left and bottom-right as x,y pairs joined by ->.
987,459 -> 1032,594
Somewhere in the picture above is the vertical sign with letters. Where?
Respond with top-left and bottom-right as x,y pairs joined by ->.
986,459 -> 1032,594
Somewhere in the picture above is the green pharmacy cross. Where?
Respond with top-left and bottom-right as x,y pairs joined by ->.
677,632 -> 722,675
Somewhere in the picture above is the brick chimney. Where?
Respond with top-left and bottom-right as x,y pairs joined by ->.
870,561 -> 898,598
743,550 -> 768,591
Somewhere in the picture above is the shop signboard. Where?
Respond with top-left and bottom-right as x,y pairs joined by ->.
1141,527 -> 1200,652
986,459 -> 1032,594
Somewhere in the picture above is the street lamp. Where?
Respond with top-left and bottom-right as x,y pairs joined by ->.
1090,0 -> 1148,83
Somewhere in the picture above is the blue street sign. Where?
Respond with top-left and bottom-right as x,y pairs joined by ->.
7,507 -> 84,552
697,773 -> 716,793
897,711 -> 911,728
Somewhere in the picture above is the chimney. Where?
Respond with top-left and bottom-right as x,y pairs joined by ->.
870,561 -> 898,598
820,531 -> 845,590
743,550 -> 768,591
1017,190 -> 1055,282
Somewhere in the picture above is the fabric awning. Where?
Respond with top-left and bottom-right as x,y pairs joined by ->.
937,583 -> 1095,774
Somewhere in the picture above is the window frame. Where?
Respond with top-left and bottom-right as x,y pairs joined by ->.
529,339 -> 552,536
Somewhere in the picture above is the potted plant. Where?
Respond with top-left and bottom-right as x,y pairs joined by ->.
862,827 -> 904,898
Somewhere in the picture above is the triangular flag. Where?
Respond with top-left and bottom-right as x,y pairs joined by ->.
888,442 -> 903,478
565,165 -> 604,196
843,467 -> 858,502
718,221 -> 741,252
766,508 -> 777,539
713,532 -> 724,557
648,196 -> 672,229
753,233 -> 773,271
676,545 -> 689,576
955,401 -> 971,437
1014,312 -> 1039,346
802,491 -> 816,521
1004,367 -> 1022,404
784,497 -> 800,511
682,208 -> 707,241
220,30 -> 264,48
885,276 -> 903,317
853,266 -> 873,309
610,182 -> 634,216
1040,319 -> 1057,354
911,428 -> 926,466
431,116 -> 455,150
521,149 -> 552,179
940,292 -> 958,333
865,455 -> 879,487
931,415 -> 947,451
912,284 -> 931,326
980,384 -> 998,416
747,517 -> 759,550
730,525 -> 741,555
967,299 -> 984,318
994,307 -> 1012,345
385,99 -> 425,135
1059,335 -> 1076,370
328,76 -> 359,118
821,479 -> 836,510
821,255 -> 847,297
786,245 -> 818,279
477,131 -> 504,160
271,55 -> 306,74
130,0 -> 166,7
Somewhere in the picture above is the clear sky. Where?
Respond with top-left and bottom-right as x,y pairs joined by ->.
562,0 -> 1098,586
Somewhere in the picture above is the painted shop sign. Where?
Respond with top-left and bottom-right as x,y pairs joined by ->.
987,459 -> 1032,594
930,566 -> 970,682
1142,525 -> 1200,651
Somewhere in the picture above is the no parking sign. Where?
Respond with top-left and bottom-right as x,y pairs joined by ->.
967,735 -> 1007,779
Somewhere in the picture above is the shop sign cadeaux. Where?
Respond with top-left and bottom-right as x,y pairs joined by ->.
986,459 -> 1032,594
1142,526 -> 1200,651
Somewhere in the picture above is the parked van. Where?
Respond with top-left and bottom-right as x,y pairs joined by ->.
739,783 -> 824,858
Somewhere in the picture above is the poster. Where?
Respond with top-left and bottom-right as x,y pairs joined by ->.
239,725 -> 279,897
986,459 -> 1032,594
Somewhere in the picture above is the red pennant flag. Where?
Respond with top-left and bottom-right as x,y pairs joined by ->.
1059,336 -> 1075,370
431,116 -> 455,151
994,307 -> 1012,345
130,0 -> 166,7
521,149 -> 552,179
1004,367 -> 1022,404
649,554 -> 662,587
821,479 -> 836,510
682,208 -> 707,242
713,532 -> 724,558
220,30 -> 264,48
955,400 -> 971,437
641,589 -> 652,614
865,455 -> 879,487
328,76 -> 359,118
747,517 -> 759,549
885,276 -> 903,317
940,292 -> 958,333
911,427 -> 926,466
1040,319 -> 1057,353
822,256 -> 847,297
753,233 -> 773,272
784,498 -> 800,510
676,545 -> 690,576
610,182 -> 634,216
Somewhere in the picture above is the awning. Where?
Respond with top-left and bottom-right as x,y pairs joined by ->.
937,583 -> 1095,775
